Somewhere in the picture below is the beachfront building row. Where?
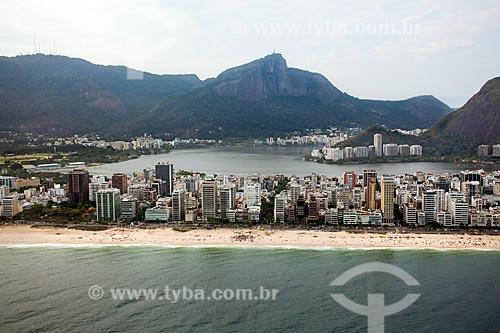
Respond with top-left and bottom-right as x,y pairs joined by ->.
3,160 -> 500,227
272,170 -> 500,227
477,144 -> 500,157
312,133 -> 423,162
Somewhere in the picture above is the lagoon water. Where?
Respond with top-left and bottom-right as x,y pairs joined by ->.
88,146 -> 481,177
1,246 -> 499,332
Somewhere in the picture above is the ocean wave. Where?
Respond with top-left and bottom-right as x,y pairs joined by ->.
1,243 -> 499,252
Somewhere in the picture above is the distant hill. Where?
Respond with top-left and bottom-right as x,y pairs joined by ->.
140,54 -> 451,138
338,125 -> 482,158
0,54 -> 201,135
341,76 -> 500,158
430,77 -> 500,144
0,53 -> 451,138
336,126 -> 421,148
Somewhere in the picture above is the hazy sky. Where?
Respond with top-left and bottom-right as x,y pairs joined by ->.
1,0 -> 499,107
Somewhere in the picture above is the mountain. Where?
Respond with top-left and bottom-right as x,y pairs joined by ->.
213,54 -> 344,102
0,54 -> 201,135
141,54 -> 451,138
430,77 -> 500,144
341,77 -> 500,157
0,53 -> 451,138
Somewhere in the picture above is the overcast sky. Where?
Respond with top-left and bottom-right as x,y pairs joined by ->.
1,0 -> 499,107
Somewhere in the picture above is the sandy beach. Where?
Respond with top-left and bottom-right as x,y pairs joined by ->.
1,225 -> 500,250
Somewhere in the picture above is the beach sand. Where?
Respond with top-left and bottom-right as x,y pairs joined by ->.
1,226 -> 499,250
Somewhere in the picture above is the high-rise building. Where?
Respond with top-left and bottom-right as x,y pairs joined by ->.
494,181 -> 500,196
172,189 -> 185,222
152,180 -> 168,197
434,177 -> 451,192
366,177 -> 377,210
289,183 -> 302,203
324,208 -> 338,225
450,198 -> 468,226
463,181 -> 481,204
398,144 -> 410,156
0,176 -> 16,189
332,148 -> 344,161
142,187 -> 158,202
0,185 -> 10,201
220,184 -> 236,220
460,171 -> 482,186
435,189 -> 446,213
353,146 -> 369,158
274,192 -> 287,223
68,168 -> 90,203
446,191 -> 465,211
88,175 -> 108,202
155,162 -> 174,196
423,190 -> 437,224
374,134 -> 383,157
296,194 -> 306,223
383,144 -> 399,157
343,171 -> 356,188
381,176 -> 395,223
111,173 -> 128,194
343,147 -> 354,159
336,185 -> 351,207
437,212 -> 453,227
310,173 -> 318,187
201,179 -> 217,221
96,188 -> 121,221
121,197 -> 137,220
410,145 -> 423,156
404,204 -> 417,225
363,170 -> 377,187
143,168 -> 154,181
492,145 -> 500,157
245,183 -> 261,206
477,145 -> 490,157
307,194 -> 318,222
2,195 -> 19,218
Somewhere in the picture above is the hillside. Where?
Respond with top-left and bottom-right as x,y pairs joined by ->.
0,53 -> 451,138
141,54 -> 451,138
337,124 -> 483,157
0,54 -> 201,135
336,126 -> 422,149
430,77 -> 500,144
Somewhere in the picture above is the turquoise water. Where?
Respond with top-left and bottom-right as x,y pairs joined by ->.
1,247 -> 499,332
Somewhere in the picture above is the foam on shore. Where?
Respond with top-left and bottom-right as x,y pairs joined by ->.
1,243 -> 499,252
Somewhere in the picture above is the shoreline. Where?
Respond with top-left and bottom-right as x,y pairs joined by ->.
305,156 -> 500,166
1,226 -> 500,251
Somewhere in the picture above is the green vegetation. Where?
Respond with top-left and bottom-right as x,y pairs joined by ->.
429,76 -> 500,145
336,126 -> 421,149
260,200 -> 274,223
176,170 -> 206,177
334,125 -> 484,159
274,178 -> 290,194
0,54 -> 201,136
0,54 -> 450,139
21,202 -> 95,224
59,146 -> 142,164
68,225 -> 108,231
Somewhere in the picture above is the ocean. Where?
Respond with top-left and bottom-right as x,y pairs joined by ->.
1,246 -> 499,332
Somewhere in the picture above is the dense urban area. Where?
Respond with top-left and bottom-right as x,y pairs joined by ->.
1,153 -> 500,228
